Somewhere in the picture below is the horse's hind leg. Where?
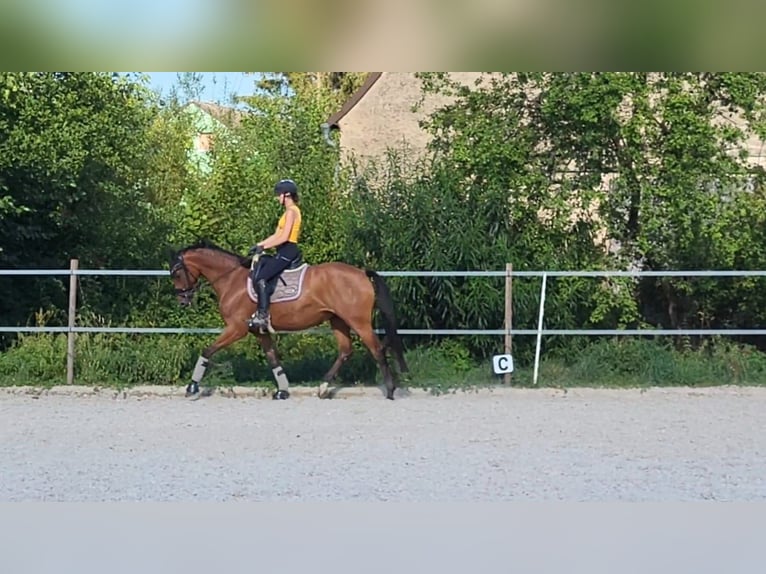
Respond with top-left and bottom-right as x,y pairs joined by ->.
318,316 -> 353,399
323,316 -> 353,382
351,321 -> 396,400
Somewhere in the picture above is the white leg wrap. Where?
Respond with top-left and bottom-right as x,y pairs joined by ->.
192,356 -> 209,383
272,366 -> 289,391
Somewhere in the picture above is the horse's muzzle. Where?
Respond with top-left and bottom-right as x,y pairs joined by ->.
175,288 -> 195,307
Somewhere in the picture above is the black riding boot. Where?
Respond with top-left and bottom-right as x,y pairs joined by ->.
249,278 -> 272,331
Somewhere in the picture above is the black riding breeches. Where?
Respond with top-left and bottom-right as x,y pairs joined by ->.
255,242 -> 301,283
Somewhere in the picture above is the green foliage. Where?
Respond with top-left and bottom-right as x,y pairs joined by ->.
542,337 -> 766,387
255,72 -> 368,108
0,72 -> 191,344
5,72 -> 766,388
175,80 -> 348,265
76,333 -> 190,387
412,72 -> 766,348
340,142 -> 606,360
0,333 -> 67,386
0,73 -> 172,267
0,331 -> 379,388
4,333 -> 763,392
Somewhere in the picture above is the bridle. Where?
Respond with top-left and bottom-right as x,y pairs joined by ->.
170,255 -> 200,306
170,251 -> 253,305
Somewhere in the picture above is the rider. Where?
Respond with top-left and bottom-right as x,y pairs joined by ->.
247,179 -> 303,331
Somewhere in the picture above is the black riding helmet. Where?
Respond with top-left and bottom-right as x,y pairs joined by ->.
274,179 -> 299,201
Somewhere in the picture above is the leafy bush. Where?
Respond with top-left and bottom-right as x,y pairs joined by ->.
0,333 -> 67,386
538,337 -> 766,387
2,332 -> 766,391
75,333 -> 191,387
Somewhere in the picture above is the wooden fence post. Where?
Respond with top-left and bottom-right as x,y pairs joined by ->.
504,262 -> 513,384
66,259 -> 78,385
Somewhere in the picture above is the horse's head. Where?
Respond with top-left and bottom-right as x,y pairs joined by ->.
168,240 -> 251,307
169,250 -> 200,307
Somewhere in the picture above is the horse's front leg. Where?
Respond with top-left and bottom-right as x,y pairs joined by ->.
256,332 -> 290,400
187,323 -> 248,397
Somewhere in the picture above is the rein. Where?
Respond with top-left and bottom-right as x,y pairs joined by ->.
171,253 -> 249,300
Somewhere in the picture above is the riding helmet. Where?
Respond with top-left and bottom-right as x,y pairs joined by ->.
274,179 -> 298,198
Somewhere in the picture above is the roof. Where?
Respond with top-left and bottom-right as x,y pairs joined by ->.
186,100 -> 246,130
325,72 -> 383,129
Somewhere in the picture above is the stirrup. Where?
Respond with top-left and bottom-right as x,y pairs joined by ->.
248,312 -> 274,333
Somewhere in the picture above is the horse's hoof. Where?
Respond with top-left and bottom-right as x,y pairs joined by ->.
318,382 -> 330,399
273,390 -> 290,400
185,382 -> 199,397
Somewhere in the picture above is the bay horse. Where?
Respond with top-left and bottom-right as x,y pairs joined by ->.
168,239 -> 408,400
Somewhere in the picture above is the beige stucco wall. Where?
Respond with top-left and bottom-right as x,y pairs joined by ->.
334,73 -> 766,254
335,72 -> 484,169
336,73 -> 766,172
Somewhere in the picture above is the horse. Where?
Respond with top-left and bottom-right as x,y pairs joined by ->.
168,239 -> 408,400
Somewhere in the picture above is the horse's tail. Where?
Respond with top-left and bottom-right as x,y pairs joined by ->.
365,270 -> 408,373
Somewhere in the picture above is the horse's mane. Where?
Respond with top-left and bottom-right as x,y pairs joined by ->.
172,238 -> 251,268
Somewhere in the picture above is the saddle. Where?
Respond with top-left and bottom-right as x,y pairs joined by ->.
247,254 -> 309,304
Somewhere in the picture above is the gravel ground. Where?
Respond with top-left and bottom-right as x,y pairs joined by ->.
1,385 -> 765,501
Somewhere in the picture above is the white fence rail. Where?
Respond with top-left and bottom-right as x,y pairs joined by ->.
2,262 -> 766,385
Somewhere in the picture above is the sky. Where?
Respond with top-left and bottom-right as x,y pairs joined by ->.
143,72 -> 259,105
21,0 -> 216,45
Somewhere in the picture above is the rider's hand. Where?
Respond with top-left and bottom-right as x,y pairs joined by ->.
248,244 -> 264,256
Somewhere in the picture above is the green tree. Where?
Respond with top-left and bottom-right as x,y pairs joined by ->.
252,72 -> 367,107
176,73 -> 348,265
0,72 -> 182,334
415,72 -> 766,342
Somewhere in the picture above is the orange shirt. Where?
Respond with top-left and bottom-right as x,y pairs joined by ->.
276,205 -> 302,243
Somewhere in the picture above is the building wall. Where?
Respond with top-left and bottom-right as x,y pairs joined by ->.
335,72 -> 483,169
335,73 -> 766,172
